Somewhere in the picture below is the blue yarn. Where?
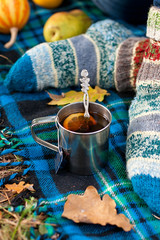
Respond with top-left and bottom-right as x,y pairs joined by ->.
132,175 -> 160,215
5,54 -> 37,92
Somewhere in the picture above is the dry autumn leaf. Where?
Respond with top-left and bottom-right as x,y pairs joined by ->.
5,181 -> 35,194
62,186 -> 134,232
47,86 -> 110,105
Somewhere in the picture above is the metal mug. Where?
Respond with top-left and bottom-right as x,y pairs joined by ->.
31,102 -> 112,175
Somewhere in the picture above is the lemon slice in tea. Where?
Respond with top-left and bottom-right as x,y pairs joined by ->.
63,113 -> 97,132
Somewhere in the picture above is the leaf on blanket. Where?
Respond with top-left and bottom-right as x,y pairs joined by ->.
62,186 -> 134,232
5,181 -> 35,194
47,86 -> 110,105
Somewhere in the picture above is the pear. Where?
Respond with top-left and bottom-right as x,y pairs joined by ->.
43,9 -> 92,42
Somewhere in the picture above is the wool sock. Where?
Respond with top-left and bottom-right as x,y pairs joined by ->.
126,5 -> 160,215
4,19 -> 144,93
114,37 -> 149,92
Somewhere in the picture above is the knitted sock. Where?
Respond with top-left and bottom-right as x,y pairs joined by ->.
126,5 -> 160,215
4,19 -> 142,93
114,37 -> 149,92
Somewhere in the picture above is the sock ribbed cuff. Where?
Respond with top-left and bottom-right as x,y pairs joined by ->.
114,37 -> 149,92
147,6 -> 160,41
137,39 -> 160,84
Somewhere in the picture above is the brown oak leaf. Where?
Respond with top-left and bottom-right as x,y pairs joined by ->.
5,181 -> 35,194
62,186 -> 134,232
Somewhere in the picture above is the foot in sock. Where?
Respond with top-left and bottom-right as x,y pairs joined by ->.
127,4 -> 160,215
4,19 -> 136,92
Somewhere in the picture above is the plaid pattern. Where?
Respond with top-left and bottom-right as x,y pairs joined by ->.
1,86 -> 160,239
1,0 -> 160,239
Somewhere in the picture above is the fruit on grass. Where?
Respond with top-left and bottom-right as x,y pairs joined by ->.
32,0 -> 64,9
0,0 -> 30,49
43,9 -> 92,42
63,113 -> 96,132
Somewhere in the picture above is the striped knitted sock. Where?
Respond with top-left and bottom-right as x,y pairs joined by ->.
114,37 -> 149,92
4,19 -> 138,92
126,5 -> 160,215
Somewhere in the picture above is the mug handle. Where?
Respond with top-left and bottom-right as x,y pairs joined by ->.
31,116 -> 59,152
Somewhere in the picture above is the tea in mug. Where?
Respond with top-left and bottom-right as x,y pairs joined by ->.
62,112 -> 109,133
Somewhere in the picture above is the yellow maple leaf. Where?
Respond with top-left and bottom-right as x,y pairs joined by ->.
47,86 -> 110,106
5,181 -> 35,194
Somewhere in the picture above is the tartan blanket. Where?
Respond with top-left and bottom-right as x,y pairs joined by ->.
0,0 -> 160,239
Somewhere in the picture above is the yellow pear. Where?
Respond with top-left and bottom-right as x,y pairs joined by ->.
43,9 -> 92,42
32,0 -> 64,9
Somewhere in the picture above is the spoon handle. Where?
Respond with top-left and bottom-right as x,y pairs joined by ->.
80,69 -> 90,118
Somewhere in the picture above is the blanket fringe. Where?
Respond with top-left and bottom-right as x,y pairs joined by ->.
0,127 -> 23,153
0,163 -> 31,187
7,198 -> 60,240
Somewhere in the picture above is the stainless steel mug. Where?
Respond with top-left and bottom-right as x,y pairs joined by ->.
31,102 -> 112,175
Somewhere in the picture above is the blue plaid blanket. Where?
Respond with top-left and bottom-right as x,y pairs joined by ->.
0,0 -> 160,239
